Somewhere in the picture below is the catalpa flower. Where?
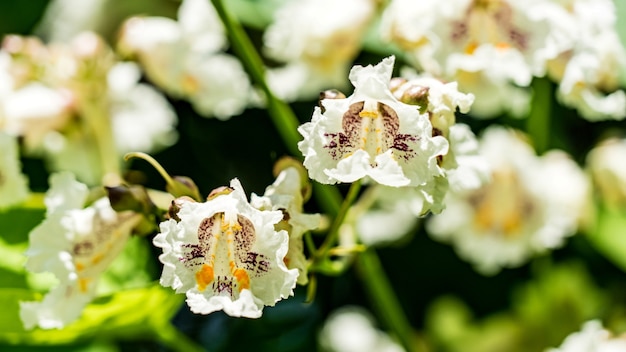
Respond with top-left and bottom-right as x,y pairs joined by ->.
20,172 -> 141,329
426,126 -> 589,275
318,306 -> 404,352
117,0 -> 252,119
263,0 -> 376,101
380,0 -> 550,117
548,320 -> 626,352
0,131 -> 29,209
250,166 -> 321,285
298,56 -> 448,187
153,178 -> 298,318
537,0 -> 626,120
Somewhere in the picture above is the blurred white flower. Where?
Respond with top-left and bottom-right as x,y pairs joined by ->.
547,320 -> 626,352
0,81 -> 74,150
538,0 -> 626,120
34,0 -> 181,43
20,172 -> 141,329
352,185 -> 424,246
107,61 -> 178,153
554,30 -> 626,121
153,178 -> 298,318
427,126 -> 590,275
251,167 -> 320,285
0,32 -> 180,185
263,0 -> 376,102
381,0 -> 549,117
318,306 -> 404,352
586,137 -> 626,210
0,131 -> 29,209
118,0 -> 252,119
298,56 -> 448,187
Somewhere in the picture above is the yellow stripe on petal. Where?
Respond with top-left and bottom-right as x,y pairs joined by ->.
195,264 -> 214,292
233,268 -> 250,291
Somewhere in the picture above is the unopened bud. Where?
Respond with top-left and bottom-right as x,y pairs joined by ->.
273,156 -> 313,202
389,77 -> 407,93
400,85 -> 430,114
167,175 -> 202,202
318,89 -> 346,113
106,184 -> 154,214
168,196 -> 195,221
207,186 -> 233,200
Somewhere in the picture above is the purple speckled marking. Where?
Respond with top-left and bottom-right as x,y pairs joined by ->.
323,101 -> 420,162
180,214 -> 217,270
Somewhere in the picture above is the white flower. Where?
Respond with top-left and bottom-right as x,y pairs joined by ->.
177,0 -> 226,54
392,71 -> 474,133
352,185 -> 425,246
117,1 -> 252,119
555,30 -> 626,121
532,0 -> 626,120
263,0 -> 376,101
20,172 -> 141,329
380,0 -> 550,117
153,178 -> 298,318
391,72 -> 489,194
298,56 -> 448,187
547,320 -> 626,352
426,126 -> 589,275
318,306 -> 404,352
586,137 -> 626,210
0,131 -> 29,209
1,82 -> 73,149
250,167 -> 321,285
108,61 -> 178,153
117,17 -> 189,97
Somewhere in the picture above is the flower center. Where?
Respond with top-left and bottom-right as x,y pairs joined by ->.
323,100 -> 418,166
450,0 -> 528,54
182,212 -> 270,297
71,212 -> 136,292
469,168 -> 535,237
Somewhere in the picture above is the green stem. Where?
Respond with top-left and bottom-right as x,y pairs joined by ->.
526,77 -> 552,155
154,322 -> 206,352
81,96 -> 122,184
210,0 -> 299,154
356,249 -> 421,352
210,0 -> 342,215
314,180 -> 362,259
211,1 -> 417,351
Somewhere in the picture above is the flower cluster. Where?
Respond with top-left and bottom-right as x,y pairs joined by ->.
0,32 -> 177,184
118,0 -> 253,119
263,0 -> 377,101
381,0 -> 626,120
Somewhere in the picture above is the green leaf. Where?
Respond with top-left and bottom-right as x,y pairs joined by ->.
0,285 -> 183,345
0,201 -> 46,245
586,206 -> 626,272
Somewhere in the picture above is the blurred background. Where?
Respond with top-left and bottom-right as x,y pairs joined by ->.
2,1 -> 626,351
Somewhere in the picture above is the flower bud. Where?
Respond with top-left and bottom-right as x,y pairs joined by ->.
318,89 -> 346,113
